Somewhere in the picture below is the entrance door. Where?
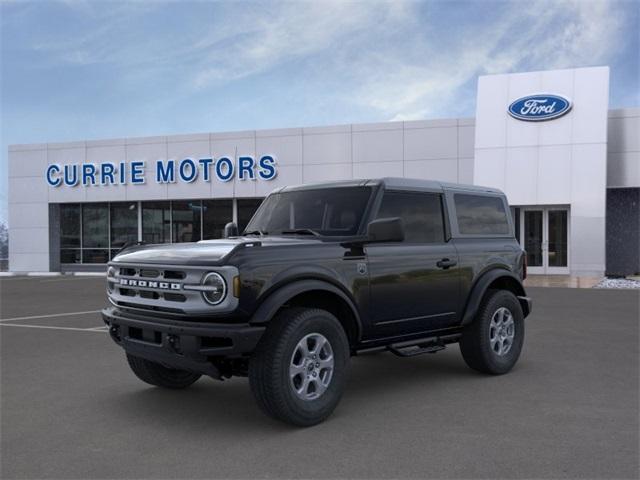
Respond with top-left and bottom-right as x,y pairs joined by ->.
519,208 -> 569,274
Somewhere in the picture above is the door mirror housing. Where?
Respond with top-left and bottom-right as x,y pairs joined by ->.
224,222 -> 239,238
366,217 -> 404,243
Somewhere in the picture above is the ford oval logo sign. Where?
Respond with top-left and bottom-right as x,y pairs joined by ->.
508,94 -> 572,121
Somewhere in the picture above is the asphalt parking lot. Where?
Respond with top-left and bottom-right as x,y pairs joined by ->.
1,276 -> 638,479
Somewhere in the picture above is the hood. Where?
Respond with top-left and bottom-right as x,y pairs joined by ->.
112,236 -> 324,266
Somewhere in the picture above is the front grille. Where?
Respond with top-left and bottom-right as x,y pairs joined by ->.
115,266 -> 188,303
118,267 -> 186,280
164,292 -> 186,302
140,290 -> 160,300
108,262 -> 238,317
139,269 -> 160,278
117,286 -> 182,303
164,270 -> 186,280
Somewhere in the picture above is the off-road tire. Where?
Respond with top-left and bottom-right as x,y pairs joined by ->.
460,289 -> 525,375
126,354 -> 201,389
249,307 -> 350,427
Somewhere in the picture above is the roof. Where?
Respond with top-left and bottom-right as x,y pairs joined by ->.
277,177 -> 504,195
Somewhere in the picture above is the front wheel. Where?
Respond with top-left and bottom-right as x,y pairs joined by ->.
459,290 -> 525,375
249,307 -> 350,427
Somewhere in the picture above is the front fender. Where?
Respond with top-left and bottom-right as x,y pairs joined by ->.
249,278 -> 363,338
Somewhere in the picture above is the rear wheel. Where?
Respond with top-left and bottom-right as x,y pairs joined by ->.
126,354 -> 201,389
249,307 -> 350,427
459,290 -> 525,375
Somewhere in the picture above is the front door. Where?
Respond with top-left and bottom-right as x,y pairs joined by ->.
365,190 -> 460,338
519,208 -> 569,274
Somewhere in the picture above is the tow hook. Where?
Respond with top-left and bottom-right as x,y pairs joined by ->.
167,334 -> 182,353
109,325 -> 121,342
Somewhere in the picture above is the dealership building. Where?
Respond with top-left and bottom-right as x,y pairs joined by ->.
7,66 -> 640,277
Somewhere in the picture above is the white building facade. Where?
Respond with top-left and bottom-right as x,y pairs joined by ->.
8,66 -> 640,276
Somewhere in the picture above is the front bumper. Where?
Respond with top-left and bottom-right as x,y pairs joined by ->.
102,306 -> 265,378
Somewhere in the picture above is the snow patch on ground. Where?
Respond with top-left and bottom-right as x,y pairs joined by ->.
594,278 -> 640,289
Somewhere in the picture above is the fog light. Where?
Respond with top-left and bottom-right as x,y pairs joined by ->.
201,272 -> 227,305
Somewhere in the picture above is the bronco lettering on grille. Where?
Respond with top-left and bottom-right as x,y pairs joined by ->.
119,278 -> 182,290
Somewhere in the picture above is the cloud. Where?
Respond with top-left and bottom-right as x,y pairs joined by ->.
6,0 -> 633,122
349,0 -> 626,120
190,1 -> 412,89
21,1 -> 411,80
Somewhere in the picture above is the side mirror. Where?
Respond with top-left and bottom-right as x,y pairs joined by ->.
366,217 -> 404,243
224,222 -> 239,238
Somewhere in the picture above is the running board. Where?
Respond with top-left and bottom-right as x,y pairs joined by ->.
387,332 -> 461,358
388,343 -> 445,357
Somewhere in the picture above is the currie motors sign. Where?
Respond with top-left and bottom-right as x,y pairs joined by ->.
508,94 -> 572,122
45,155 -> 277,187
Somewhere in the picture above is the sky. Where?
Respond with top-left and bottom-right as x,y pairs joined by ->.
1,0 -> 639,224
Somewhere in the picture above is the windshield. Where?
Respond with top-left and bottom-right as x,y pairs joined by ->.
245,186 -> 373,237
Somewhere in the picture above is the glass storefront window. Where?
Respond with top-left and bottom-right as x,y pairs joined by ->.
82,249 -> 110,264
237,199 -> 263,233
203,199 -> 233,239
60,249 -> 81,264
172,200 -> 202,243
82,204 -> 109,248
142,202 -> 171,244
110,202 -> 138,250
60,204 -> 81,248
58,198 -> 265,263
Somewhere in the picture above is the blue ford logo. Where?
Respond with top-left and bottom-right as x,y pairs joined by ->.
508,94 -> 572,121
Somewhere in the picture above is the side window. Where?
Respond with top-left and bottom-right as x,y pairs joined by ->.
375,191 -> 445,243
454,194 -> 510,235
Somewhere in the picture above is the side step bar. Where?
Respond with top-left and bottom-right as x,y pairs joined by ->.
389,343 -> 446,357
388,333 -> 461,358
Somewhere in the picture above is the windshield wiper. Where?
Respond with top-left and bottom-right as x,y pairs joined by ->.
243,229 -> 267,236
280,228 -> 321,237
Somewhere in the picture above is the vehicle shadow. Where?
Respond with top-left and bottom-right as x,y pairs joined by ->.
108,348 -> 477,432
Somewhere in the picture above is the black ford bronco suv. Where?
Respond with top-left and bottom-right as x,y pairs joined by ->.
102,178 -> 531,426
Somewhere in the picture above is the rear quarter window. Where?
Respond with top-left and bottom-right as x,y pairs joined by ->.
454,194 -> 510,235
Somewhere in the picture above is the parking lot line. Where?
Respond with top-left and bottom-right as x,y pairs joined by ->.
0,323 -> 107,332
0,310 -> 101,323
39,277 -> 101,283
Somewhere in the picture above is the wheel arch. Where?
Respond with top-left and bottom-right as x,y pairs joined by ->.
250,279 -> 362,345
461,269 -> 530,326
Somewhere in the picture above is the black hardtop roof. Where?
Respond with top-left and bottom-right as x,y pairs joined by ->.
276,177 -> 504,195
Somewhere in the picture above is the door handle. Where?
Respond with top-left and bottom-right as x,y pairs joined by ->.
436,258 -> 457,269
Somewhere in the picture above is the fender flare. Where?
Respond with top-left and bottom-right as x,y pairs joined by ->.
249,278 -> 363,340
461,269 -> 528,326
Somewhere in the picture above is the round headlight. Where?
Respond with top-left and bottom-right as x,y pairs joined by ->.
202,272 -> 227,305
